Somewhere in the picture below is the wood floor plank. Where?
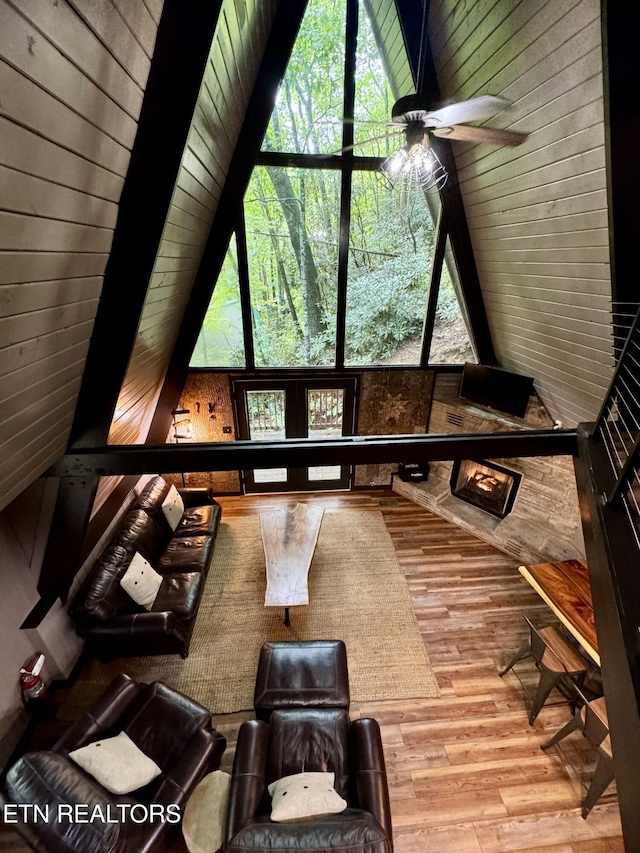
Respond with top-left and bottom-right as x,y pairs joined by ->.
1,489 -> 623,853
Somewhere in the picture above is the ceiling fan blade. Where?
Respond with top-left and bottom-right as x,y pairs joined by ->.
329,129 -> 402,155
432,124 -> 527,146
424,95 -> 510,128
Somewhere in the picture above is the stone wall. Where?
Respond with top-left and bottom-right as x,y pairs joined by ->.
354,370 -> 433,486
393,374 -> 585,564
164,372 -> 241,494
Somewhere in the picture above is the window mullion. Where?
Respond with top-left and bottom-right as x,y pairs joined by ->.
335,0 -> 358,369
421,206 -> 447,368
237,208 -> 255,370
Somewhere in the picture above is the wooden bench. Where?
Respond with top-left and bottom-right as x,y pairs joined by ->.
260,503 -> 324,626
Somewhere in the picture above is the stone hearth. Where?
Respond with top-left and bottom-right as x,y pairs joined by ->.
393,374 -> 584,564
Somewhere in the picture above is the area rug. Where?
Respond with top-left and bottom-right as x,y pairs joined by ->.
64,510 -> 439,715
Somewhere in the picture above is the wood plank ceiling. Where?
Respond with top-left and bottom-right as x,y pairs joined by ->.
0,0 -> 162,512
427,0 -> 614,427
0,0 -> 618,512
106,0 -> 278,452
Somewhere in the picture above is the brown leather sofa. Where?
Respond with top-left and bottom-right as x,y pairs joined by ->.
1,673 -> 226,853
226,641 -> 393,853
70,476 -> 221,660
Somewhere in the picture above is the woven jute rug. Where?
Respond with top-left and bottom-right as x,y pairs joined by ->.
64,510 -> 439,715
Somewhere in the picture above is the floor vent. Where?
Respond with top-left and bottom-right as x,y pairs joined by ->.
446,411 -> 465,428
378,498 -> 399,507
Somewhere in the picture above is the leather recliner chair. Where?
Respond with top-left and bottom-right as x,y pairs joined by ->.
1,673 -> 226,853
225,709 -> 393,853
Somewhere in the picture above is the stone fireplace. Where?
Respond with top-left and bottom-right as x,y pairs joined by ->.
393,373 -> 585,564
450,459 -> 522,519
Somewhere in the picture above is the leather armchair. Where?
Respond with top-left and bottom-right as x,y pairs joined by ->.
1,673 -> 226,853
225,709 -> 392,853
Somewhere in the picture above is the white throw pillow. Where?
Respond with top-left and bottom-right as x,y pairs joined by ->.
120,552 -> 163,609
161,484 -> 185,531
69,731 -> 161,795
268,772 -> 347,823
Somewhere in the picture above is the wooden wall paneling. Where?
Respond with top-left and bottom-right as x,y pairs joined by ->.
142,0 -> 163,27
0,59 -> 130,177
0,116 -> 124,203
65,0 -> 151,90
428,0 -> 613,427
0,1 -> 139,144
68,0 -> 224,451
109,0 -> 158,59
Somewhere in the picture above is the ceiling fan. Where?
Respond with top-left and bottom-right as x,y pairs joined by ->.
351,92 -> 528,192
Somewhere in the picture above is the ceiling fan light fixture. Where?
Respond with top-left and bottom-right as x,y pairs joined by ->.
380,139 -> 447,193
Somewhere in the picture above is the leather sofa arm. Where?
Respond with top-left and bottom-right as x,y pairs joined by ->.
227,720 -> 269,841
54,672 -> 143,752
155,728 -> 227,808
178,487 -> 216,508
350,718 -> 393,845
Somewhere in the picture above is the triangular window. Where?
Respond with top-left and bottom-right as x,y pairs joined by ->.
189,0 -> 478,369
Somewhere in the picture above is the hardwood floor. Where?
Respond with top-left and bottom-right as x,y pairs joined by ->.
0,490 -> 624,852
213,490 -> 623,853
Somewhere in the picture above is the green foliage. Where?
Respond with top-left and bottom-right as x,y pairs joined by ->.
191,0 -> 471,369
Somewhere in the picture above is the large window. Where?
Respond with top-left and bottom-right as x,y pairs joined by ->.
190,0 -> 476,370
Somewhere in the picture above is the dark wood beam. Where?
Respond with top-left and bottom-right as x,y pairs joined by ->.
48,430 -> 577,478
393,0 -> 496,365
575,425 -> 640,850
600,1 -> 640,306
68,0 -> 224,449
147,0 -> 311,445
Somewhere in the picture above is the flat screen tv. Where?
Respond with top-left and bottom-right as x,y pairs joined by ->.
459,363 -> 534,419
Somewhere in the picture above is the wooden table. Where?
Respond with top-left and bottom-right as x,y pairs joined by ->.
260,503 -> 324,626
519,559 -> 600,666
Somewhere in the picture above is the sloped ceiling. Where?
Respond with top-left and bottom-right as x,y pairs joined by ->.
107,0 -> 278,449
428,0 -> 614,427
0,0 -> 163,513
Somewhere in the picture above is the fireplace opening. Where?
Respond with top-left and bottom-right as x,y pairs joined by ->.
450,459 -> 522,519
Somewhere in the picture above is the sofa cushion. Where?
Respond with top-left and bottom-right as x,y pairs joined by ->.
227,810 -> 389,853
157,535 -> 213,575
268,772 -> 347,822
72,546 -> 140,623
69,732 -> 162,795
112,509 -> 168,563
161,485 -> 185,532
175,503 -> 221,538
120,553 -> 163,610
151,572 -> 204,624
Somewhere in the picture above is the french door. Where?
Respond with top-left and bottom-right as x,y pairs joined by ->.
233,377 -> 357,493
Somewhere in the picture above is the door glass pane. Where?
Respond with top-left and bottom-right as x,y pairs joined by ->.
345,171 -> 436,365
246,390 -> 286,440
246,389 -> 287,484
307,388 -> 343,481
254,468 -> 288,484
245,167 -> 339,367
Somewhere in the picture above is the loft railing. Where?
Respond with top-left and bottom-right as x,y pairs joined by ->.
592,303 -> 640,538
579,301 -> 640,850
